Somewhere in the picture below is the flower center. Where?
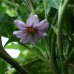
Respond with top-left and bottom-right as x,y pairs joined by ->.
27,27 -> 37,35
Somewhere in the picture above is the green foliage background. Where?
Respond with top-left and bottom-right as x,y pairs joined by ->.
0,0 -> 74,74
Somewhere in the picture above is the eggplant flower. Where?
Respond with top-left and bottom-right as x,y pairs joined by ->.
13,15 -> 48,44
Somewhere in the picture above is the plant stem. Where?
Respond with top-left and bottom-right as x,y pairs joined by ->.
43,0 -> 47,19
57,0 -> 70,73
0,51 -> 29,74
48,12 -> 58,53
51,32 -> 59,74
63,48 -> 74,74
64,48 -> 74,65
47,12 -> 59,74
25,0 -> 35,14
0,37 -> 29,74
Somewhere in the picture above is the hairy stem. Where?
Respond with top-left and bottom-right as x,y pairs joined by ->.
0,37 -> 29,74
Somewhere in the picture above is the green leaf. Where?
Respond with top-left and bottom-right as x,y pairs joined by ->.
5,42 -> 25,51
11,58 -> 53,74
0,2 -> 6,13
32,0 -> 41,4
35,3 -> 44,14
0,13 -> 17,37
46,0 -> 61,9
25,60 -> 53,74
0,59 -> 7,74
4,35 -> 19,46
6,7 -> 18,17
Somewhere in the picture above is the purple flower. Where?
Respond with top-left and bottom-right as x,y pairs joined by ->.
13,15 -> 48,44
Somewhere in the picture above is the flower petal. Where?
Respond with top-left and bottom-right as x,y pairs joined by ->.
37,31 -> 47,37
20,34 -> 31,43
30,32 -> 47,44
31,34 -> 41,44
13,31 -> 22,38
14,20 -> 27,30
13,31 -> 27,38
29,36 -> 35,44
33,35 -> 40,43
34,19 -> 48,32
26,15 -> 39,27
